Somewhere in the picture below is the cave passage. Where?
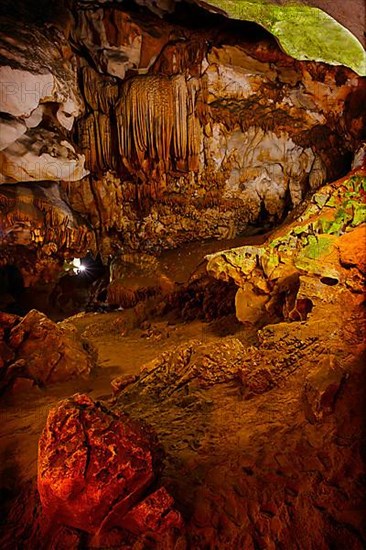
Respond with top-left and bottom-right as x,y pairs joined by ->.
0,0 -> 365,548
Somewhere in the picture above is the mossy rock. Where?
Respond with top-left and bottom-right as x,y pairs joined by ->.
200,0 -> 366,76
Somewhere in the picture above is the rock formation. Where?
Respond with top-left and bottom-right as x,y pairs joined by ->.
0,15 -> 87,184
107,166 -> 365,548
206,165 -> 366,326
0,2 -> 365,548
0,182 -> 95,287
1,0 -> 365,277
37,393 -> 184,547
0,309 -> 95,393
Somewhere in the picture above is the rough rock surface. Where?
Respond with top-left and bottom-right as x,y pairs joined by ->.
63,3 -> 365,257
107,178 -> 365,547
0,13 -> 87,184
37,393 -> 184,546
0,182 -> 95,286
96,164 -> 365,547
1,0 -> 365,276
0,309 -> 94,393
206,166 -> 366,325
0,167 -> 365,548
196,0 -> 366,74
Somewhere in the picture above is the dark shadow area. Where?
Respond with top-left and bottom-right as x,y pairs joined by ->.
0,265 -> 26,316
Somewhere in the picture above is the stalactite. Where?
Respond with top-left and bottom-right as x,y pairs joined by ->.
78,112 -> 113,173
117,75 -> 174,178
81,66 -> 118,114
0,184 -> 95,266
187,77 -> 202,172
116,74 -> 203,180
151,39 -> 208,77
172,75 -> 188,171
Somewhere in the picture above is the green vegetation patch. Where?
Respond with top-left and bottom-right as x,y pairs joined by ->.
201,0 -> 366,76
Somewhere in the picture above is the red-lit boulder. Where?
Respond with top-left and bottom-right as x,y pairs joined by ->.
38,393 -> 183,543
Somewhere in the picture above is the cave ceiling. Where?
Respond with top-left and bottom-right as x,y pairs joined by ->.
74,0 -> 366,74
0,0 -> 365,284
195,1 -> 366,75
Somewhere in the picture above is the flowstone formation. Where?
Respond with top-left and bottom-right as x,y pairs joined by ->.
0,0 -> 365,285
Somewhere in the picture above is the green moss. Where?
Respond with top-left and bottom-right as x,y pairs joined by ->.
313,193 -> 328,209
203,0 -> 366,76
207,173 -> 365,287
261,249 -> 280,276
352,203 -> 366,227
301,234 -> 333,260
324,177 -> 366,231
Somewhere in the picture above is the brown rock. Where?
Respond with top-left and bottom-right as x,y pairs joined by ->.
0,311 -> 21,329
0,341 -> 15,368
338,225 -> 366,275
111,374 -> 138,394
122,487 -> 185,545
0,310 -> 94,393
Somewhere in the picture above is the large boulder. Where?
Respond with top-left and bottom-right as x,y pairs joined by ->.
38,393 -> 184,544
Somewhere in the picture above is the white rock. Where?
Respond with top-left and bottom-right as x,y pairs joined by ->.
24,105 -> 44,128
0,117 -> 27,151
0,130 -> 89,183
0,66 -> 54,117
205,124 -> 317,218
56,99 -> 80,131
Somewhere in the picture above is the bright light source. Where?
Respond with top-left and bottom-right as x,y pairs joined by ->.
71,258 -> 86,274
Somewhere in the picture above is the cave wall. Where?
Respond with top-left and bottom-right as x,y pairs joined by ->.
0,0 -> 365,283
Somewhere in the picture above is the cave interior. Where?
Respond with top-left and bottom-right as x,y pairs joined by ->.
0,0 -> 365,548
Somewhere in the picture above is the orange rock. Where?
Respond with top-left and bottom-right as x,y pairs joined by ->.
37,394 -> 180,538
338,225 -> 366,275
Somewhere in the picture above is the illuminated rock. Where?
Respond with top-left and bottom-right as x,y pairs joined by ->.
38,393 -> 183,542
0,118 -> 27,151
194,0 -> 366,75
206,168 -> 366,324
0,181 -> 95,286
303,355 -> 346,422
0,129 -> 88,183
121,486 -> 185,542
